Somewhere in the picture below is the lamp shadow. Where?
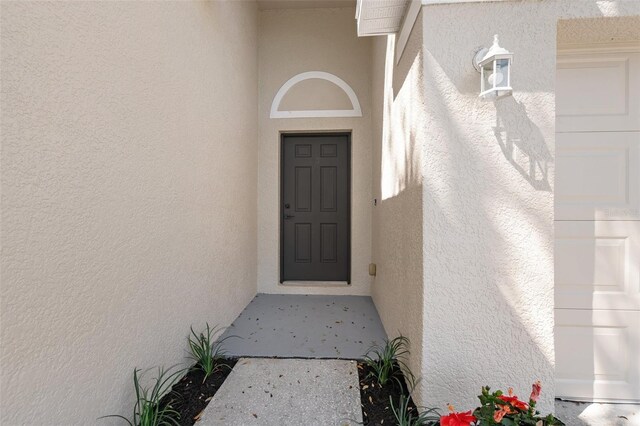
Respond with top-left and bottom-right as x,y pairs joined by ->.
495,97 -> 552,192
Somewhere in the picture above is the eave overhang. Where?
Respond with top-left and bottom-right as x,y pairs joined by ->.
355,0 -> 410,37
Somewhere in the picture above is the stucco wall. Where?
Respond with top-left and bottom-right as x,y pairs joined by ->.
419,0 -> 640,415
1,2 -> 258,424
370,14 -> 427,401
257,7 -> 373,295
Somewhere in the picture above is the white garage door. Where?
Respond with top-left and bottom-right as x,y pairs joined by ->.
555,46 -> 640,402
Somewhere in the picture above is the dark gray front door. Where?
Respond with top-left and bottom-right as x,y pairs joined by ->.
281,133 -> 351,283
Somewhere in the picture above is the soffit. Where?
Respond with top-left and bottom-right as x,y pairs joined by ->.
355,0 -> 409,37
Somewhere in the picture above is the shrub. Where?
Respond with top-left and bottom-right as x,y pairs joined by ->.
100,366 -> 183,426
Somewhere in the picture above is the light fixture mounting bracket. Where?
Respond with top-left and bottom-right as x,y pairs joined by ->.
473,47 -> 488,72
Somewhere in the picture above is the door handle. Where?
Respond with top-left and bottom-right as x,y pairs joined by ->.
284,214 -> 295,220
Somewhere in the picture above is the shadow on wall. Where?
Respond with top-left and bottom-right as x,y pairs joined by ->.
371,24 -> 426,402
495,98 -> 552,191
419,3 -> 557,413
421,63 -> 556,412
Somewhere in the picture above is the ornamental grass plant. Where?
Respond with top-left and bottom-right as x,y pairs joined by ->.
187,323 -> 232,382
363,335 -> 413,388
100,366 -> 183,426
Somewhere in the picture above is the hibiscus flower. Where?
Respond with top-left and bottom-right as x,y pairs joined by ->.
440,404 -> 477,426
498,387 -> 529,411
493,406 -> 509,423
530,381 -> 542,403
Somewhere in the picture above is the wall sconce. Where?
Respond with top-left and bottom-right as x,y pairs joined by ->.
473,35 -> 513,100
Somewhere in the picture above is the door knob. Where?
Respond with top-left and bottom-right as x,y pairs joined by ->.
284,214 -> 295,220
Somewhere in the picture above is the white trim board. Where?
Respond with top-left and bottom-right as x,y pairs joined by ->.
396,0 -> 421,64
557,41 -> 640,55
270,71 -> 362,119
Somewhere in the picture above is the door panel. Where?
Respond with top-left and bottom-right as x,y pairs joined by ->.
294,223 -> 312,263
295,167 -> 312,211
320,223 -> 337,263
555,221 -> 640,311
556,51 -> 640,133
555,132 -> 640,220
320,166 -> 337,211
555,309 -> 640,402
555,47 -> 640,402
281,134 -> 350,282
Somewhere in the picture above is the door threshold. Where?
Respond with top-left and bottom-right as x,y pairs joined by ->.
280,281 -> 350,288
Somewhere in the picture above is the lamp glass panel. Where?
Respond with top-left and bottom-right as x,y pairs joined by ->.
482,66 -> 492,92
494,58 -> 509,88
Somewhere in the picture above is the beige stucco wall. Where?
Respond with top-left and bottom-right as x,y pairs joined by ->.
1,2 -> 258,424
257,7 -> 373,295
418,0 -> 640,415
370,13 -> 427,401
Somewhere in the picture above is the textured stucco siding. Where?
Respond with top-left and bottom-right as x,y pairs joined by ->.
0,2 -> 258,424
419,0 -> 640,415
370,14 -> 427,401
257,7 -> 373,295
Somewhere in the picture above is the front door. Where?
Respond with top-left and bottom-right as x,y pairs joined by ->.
281,133 -> 351,283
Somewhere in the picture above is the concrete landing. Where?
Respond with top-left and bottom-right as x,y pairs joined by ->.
555,400 -> 640,426
219,294 -> 387,359
199,358 -> 362,426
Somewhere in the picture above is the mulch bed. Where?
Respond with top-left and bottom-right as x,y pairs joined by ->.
161,358 -> 238,426
358,361 -> 419,425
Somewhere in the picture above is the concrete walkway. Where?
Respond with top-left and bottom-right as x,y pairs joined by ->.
219,294 -> 387,359
199,358 -> 362,426
555,400 -> 640,426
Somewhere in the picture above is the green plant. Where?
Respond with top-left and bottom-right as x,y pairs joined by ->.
100,366 -> 183,426
363,335 -> 412,387
188,323 -> 231,381
471,383 -> 564,426
441,382 -> 564,426
390,393 -> 440,426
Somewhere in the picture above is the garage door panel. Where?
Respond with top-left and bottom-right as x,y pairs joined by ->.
555,221 -> 640,310
555,309 -> 640,402
555,235 -> 626,293
555,131 -> 640,220
556,324 -> 628,382
557,51 -> 640,132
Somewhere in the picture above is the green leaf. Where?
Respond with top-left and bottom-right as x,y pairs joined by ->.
502,417 -> 516,426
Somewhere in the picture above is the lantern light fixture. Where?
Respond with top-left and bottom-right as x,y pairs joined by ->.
473,35 -> 513,101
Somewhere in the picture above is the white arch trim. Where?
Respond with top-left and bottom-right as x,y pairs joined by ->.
270,71 -> 362,119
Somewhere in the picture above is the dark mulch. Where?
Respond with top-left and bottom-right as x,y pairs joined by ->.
358,361 -> 419,425
161,358 -> 237,426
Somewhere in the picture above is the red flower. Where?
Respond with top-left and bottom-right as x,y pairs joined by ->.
441,405 -> 477,426
530,381 -> 542,403
493,406 -> 509,423
498,388 -> 529,411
